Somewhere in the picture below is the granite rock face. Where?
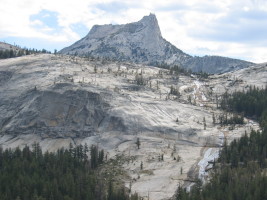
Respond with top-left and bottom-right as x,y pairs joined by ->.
0,55 -> 127,138
1,89 -> 110,137
60,14 -> 253,74
60,14 -> 190,67
1,87 -> 128,138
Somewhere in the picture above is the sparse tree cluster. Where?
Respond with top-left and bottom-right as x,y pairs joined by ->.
218,112 -> 244,125
156,64 -> 192,76
135,74 -> 146,86
170,85 -> 180,96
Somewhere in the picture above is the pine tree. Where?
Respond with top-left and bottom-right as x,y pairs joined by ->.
90,145 -> 98,169
98,149 -> 104,164
203,117 -> 206,130
136,138 -> 140,149
107,180 -> 114,200
212,113 -> 216,124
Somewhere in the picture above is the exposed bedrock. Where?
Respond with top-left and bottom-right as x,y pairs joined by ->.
0,88 -> 127,138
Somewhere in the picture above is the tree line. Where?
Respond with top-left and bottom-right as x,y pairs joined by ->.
0,143 -> 138,200
0,48 -> 51,59
220,86 -> 267,127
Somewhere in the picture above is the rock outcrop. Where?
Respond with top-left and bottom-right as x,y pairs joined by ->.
60,14 -> 253,74
1,89 -> 110,137
0,55 -> 127,138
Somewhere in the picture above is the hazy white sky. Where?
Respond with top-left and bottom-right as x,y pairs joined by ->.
0,0 -> 266,63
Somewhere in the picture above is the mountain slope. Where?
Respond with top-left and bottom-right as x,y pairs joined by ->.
184,55 -> 254,74
0,54 -> 265,199
60,14 -> 253,73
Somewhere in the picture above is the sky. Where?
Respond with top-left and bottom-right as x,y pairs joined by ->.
0,0 -> 266,63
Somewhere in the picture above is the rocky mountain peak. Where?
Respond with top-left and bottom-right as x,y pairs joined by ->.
139,13 -> 162,38
139,13 -> 160,30
60,14 -> 253,74
60,14 -> 188,65
84,13 -> 161,41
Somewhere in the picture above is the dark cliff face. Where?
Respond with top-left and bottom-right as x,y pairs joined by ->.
60,14 -> 253,73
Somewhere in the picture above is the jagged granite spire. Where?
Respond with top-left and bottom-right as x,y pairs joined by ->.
60,14 -> 253,73
60,14 -> 190,65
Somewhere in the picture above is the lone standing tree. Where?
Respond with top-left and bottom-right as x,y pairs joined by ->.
136,138 -> 141,149
203,117 -> 207,130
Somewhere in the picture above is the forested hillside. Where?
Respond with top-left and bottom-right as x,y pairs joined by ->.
0,143 -> 137,200
0,47 -> 51,59
176,86 -> 267,200
221,86 -> 267,127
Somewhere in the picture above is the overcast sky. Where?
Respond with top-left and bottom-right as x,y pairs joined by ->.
0,0 -> 266,63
